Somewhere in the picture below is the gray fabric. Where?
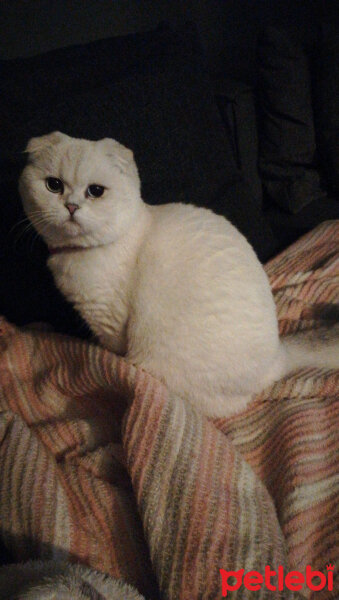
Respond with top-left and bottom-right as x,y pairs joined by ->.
258,26 -> 325,214
0,560 -> 145,600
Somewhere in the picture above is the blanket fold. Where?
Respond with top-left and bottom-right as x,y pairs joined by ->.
122,378 -> 294,599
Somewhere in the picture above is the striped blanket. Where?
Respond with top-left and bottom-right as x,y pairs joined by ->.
0,221 -> 338,599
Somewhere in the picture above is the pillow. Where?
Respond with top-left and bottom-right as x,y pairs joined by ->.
216,79 -> 263,203
313,22 -> 339,196
0,24 -> 275,332
257,26 -> 326,214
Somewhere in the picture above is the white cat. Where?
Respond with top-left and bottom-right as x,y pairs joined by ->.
19,132 -> 338,417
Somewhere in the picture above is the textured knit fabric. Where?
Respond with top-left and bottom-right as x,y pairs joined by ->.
0,221 -> 338,599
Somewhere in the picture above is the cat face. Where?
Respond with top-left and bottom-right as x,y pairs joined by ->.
19,132 -> 142,249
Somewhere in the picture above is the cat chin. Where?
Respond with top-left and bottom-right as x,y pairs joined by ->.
46,228 -> 113,249
36,224 -> 81,247
62,220 -> 83,235
60,218 -> 115,245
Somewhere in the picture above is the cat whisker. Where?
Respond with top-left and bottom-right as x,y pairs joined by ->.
9,218 -> 32,235
29,229 -> 44,252
12,216 -> 54,249
9,211 -> 47,237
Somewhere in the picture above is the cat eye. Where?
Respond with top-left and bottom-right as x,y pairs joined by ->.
87,184 -> 105,198
46,177 -> 64,194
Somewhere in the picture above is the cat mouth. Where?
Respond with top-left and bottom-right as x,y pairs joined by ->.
63,218 -> 83,234
65,215 -> 80,226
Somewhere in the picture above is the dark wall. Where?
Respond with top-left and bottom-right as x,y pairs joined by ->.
0,0 -> 329,82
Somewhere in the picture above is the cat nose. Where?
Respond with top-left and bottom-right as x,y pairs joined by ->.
65,203 -> 79,216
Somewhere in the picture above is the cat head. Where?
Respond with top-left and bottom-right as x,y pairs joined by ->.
19,132 -> 143,249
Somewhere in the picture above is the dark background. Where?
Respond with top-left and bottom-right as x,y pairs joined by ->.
1,0 -> 335,79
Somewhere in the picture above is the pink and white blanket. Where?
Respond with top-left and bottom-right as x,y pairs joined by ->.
0,221 -> 338,599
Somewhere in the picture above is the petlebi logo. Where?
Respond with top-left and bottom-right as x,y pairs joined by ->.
220,564 -> 334,596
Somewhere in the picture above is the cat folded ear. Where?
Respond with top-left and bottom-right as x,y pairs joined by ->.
24,131 -> 69,155
100,138 -> 134,164
99,137 -> 140,190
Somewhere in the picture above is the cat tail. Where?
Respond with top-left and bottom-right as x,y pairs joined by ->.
280,304 -> 339,373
